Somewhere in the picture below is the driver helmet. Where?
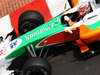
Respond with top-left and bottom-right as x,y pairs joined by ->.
79,2 -> 91,16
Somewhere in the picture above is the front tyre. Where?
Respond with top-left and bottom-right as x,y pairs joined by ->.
21,58 -> 51,75
18,10 -> 44,35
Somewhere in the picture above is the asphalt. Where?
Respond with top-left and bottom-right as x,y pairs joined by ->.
51,52 -> 100,75
47,43 -> 100,75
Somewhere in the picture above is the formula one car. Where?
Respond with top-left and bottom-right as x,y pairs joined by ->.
0,1 -> 100,75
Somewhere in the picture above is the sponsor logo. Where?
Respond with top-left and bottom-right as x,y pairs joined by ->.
25,23 -> 57,41
9,39 -> 22,49
10,40 -> 17,49
0,49 -> 6,56
0,38 -> 22,59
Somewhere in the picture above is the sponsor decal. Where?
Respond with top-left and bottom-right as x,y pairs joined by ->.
0,39 -> 22,60
9,39 -> 22,49
0,43 -> 7,57
10,40 -> 17,49
24,21 -> 58,41
0,49 -> 6,56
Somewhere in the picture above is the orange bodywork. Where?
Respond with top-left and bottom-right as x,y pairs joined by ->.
70,0 -> 100,43
71,0 -> 79,7
76,25 -> 100,53
79,25 -> 100,43
70,0 -> 100,53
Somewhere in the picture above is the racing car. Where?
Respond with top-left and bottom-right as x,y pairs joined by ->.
0,1 -> 100,75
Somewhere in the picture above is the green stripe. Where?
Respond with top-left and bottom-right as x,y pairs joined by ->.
6,15 -> 65,59
87,21 -> 100,30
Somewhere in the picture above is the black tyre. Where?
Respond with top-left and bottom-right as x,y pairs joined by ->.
18,10 -> 44,35
21,57 -> 51,75
79,50 -> 95,60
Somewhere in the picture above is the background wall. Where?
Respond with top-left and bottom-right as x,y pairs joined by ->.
0,0 -> 32,18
